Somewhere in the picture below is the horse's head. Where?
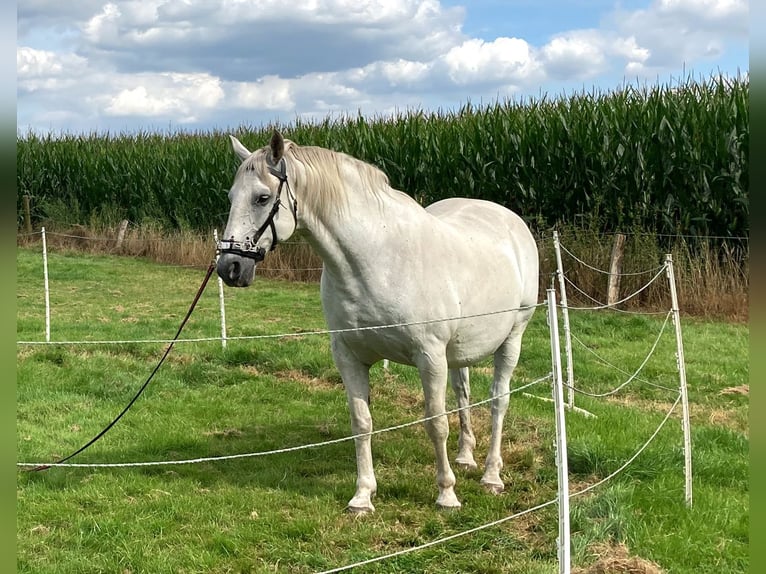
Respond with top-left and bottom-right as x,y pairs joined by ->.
217,131 -> 298,287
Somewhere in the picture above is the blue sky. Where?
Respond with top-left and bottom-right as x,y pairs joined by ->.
17,0 -> 749,135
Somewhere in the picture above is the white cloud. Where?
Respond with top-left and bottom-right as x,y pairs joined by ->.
607,0 -> 747,74
444,37 -> 541,85
541,31 -> 607,80
82,3 -> 122,44
380,59 -> 432,87
17,47 -> 87,78
16,1 -> 748,134
230,76 -> 294,110
101,73 -> 224,120
657,0 -> 748,29
17,47 -> 89,91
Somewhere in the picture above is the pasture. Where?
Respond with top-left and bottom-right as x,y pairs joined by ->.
16,247 -> 748,573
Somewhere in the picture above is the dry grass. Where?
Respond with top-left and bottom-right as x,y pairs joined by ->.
540,228 -> 749,322
573,541 -> 664,574
604,395 -> 748,436
18,221 -> 749,321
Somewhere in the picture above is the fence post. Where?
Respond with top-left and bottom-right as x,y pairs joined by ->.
214,229 -> 227,350
42,226 -> 51,342
607,233 -> 626,306
547,288 -> 571,574
115,219 -> 129,251
665,254 -> 693,507
553,231 -> 575,409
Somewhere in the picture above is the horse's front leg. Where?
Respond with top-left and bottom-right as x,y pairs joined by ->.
449,367 -> 477,470
331,336 -> 376,513
417,351 -> 461,509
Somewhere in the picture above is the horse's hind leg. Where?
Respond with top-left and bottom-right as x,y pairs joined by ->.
449,368 -> 477,469
417,352 -> 460,509
482,325 -> 527,494
331,336 -> 376,513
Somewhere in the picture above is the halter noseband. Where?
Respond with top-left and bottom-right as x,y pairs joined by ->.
217,157 -> 298,263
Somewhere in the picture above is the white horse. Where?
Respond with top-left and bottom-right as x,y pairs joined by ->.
217,132 -> 539,512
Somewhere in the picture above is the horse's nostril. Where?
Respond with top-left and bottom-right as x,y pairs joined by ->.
229,261 -> 240,281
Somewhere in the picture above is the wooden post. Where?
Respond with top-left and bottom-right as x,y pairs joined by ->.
115,219 -> 129,251
607,233 -> 626,306
23,195 -> 32,233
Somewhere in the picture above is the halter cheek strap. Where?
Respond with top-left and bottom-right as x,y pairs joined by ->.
217,158 -> 298,262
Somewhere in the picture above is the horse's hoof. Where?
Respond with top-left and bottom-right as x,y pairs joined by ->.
455,458 -> 478,471
346,498 -> 375,514
346,505 -> 375,514
480,480 -> 505,495
436,491 -> 462,510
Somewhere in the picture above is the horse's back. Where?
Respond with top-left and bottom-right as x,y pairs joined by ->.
426,198 -> 539,306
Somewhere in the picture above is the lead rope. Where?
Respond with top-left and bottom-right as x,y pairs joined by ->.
29,260 -> 218,472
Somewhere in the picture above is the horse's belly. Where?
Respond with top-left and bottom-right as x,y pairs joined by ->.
444,315 -> 519,367
331,311 -> 520,369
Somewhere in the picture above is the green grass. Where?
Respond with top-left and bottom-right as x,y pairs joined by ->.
16,248 -> 748,573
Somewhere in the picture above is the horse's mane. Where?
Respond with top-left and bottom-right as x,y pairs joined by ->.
239,140 -> 408,220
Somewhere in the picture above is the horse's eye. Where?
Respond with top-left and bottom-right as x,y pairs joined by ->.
255,194 -> 271,206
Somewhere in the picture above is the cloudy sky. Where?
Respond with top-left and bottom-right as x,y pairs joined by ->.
17,0 -> 749,135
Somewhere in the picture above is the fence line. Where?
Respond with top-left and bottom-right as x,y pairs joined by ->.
16,374 -> 551,469
16,303 -> 546,347
566,311 -> 677,398
572,311 -> 678,397
558,242 -> 667,277
316,392 -> 682,574
17,224 -> 750,244
553,237 -> 693,508
16,234 -> 695,571
562,275 -> 668,315
562,265 -> 668,311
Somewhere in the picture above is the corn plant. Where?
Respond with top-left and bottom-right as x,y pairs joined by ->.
17,73 -> 748,239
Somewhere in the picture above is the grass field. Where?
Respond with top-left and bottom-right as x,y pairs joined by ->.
16,247 -> 748,573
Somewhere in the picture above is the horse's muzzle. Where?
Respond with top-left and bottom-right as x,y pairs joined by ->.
217,252 -> 257,287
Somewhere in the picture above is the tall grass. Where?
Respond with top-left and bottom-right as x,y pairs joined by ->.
17,74 -> 748,240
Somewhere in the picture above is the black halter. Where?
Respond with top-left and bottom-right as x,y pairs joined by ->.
217,158 -> 298,262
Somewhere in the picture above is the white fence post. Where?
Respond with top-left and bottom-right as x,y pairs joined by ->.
547,288 -> 571,574
553,231 -> 575,409
665,254 -> 693,507
214,229 -> 227,350
42,226 -> 51,343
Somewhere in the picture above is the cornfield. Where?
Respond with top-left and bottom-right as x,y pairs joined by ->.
17,74 -> 748,240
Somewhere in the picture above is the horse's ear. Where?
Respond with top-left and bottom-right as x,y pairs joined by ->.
270,130 -> 285,164
229,135 -> 252,162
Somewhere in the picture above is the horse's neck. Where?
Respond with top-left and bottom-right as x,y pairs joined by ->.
300,184 -> 424,283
